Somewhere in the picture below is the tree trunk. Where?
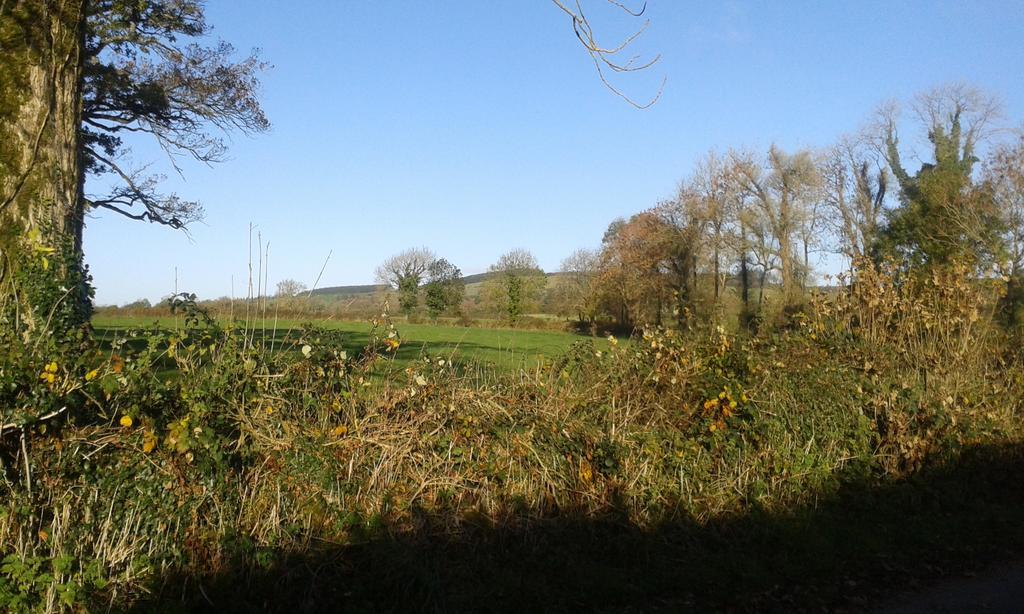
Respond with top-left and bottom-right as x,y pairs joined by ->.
802,240 -> 810,291
713,244 -> 720,300
758,268 -> 768,311
1004,268 -> 1023,329
675,261 -> 690,329
740,254 -> 749,308
779,234 -> 795,306
0,0 -> 89,338
739,227 -> 752,330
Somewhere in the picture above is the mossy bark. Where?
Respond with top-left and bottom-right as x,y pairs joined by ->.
0,0 -> 89,338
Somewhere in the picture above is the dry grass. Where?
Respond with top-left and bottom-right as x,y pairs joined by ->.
2,263 -> 1024,610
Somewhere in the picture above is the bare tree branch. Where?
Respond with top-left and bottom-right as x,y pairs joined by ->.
551,0 -> 665,108
85,146 -> 202,229
80,1 -> 269,230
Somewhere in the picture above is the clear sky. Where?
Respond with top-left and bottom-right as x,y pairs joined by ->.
83,0 -> 1024,305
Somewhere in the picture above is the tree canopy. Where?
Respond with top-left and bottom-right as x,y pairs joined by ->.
485,249 -> 546,324
876,85 -> 1004,271
81,0 -> 269,229
424,258 -> 464,320
375,247 -> 436,314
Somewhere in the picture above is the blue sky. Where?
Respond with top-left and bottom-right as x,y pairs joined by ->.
84,0 -> 1024,305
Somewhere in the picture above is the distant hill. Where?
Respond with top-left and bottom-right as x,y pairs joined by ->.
309,283 -> 386,297
311,271 -> 562,297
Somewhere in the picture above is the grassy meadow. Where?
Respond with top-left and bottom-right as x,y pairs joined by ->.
91,314 -> 606,375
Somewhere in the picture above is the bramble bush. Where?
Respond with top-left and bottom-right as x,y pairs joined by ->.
0,262 -> 1022,610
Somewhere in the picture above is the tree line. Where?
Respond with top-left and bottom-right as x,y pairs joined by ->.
369,85 -> 1024,334
370,247 -> 548,324
553,84 -> 1024,332
2,2 -> 1022,342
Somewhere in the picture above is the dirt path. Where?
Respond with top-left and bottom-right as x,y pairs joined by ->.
875,562 -> 1024,613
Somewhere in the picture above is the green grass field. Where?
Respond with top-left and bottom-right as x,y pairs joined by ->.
92,314 -> 606,373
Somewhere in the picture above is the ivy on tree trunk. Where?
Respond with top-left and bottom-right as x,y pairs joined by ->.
0,0 -> 92,339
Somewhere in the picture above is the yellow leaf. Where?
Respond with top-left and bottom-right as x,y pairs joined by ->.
578,461 -> 593,483
119,415 -> 133,428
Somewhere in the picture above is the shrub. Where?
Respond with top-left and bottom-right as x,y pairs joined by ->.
1,262 -> 1022,609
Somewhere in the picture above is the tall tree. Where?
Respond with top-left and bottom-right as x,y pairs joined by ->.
594,212 -> 673,328
796,186 -> 825,290
984,133 -> 1024,325
485,249 -> 546,325
1,0 -> 90,335
822,136 -> 888,271
423,258 -> 464,320
691,151 -> 734,306
555,248 -> 599,325
375,247 -> 436,315
730,146 -> 820,306
876,85 -> 1004,270
715,157 -> 757,326
737,205 -> 780,312
1,0 -> 268,338
653,189 -> 709,326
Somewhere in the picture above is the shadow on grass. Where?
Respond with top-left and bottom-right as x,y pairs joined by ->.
133,442 -> 1024,613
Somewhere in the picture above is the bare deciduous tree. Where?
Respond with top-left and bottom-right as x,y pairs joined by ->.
375,247 -> 436,288
557,248 -> 599,325
822,136 -> 888,271
375,247 -> 436,314
275,279 -> 307,298
730,146 -> 820,305
691,150 -> 736,304
737,203 -> 779,311
985,132 -> 1024,324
